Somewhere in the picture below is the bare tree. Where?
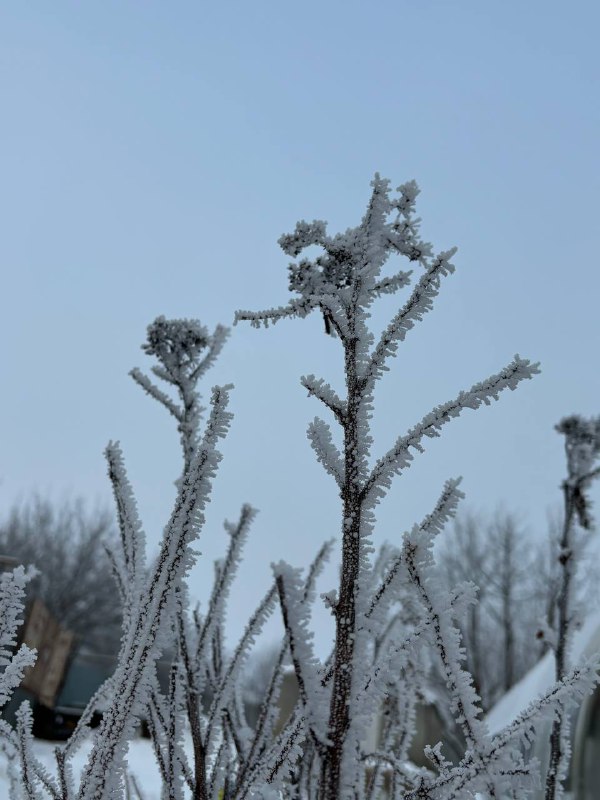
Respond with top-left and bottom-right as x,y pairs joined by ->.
436,513 -> 491,706
439,511 -> 554,710
533,509 -> 563,658
489,514 -> 523,693
0,497 -> 122,652
437,509 -> 571,712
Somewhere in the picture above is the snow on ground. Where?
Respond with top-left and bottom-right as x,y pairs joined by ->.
0,734 -> 172,799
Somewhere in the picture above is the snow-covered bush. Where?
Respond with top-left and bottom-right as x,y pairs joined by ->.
236,175 -> 600,799
127,315 -> 334,800
0,335 -> 236,797
1,177 -> 598,800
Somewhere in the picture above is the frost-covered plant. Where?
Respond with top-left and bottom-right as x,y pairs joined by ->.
0,315 -> 328,800
128,316 -> 334,800
75,378 -> 233,800
236,175 -> 599,799
0,342 -> 235,797
543,415 -> 600,800
3,183 -> 598,800
131,315 -> 229,479
0,566 -> 40,793
0,565 -> 37,709
0,498 -> 122,653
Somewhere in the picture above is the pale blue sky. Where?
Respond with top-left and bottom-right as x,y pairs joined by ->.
1,2 -> 598,653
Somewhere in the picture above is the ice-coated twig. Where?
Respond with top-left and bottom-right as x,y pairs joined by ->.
544,415 -> 600,800
370,269 -> 413,299
105,442 -> 146,620
125,773 -> 145,800
205,583 -> 278,757
194,504 -> 256,671
367,479 -> 464,619
191,324 -> 229,383
55,747 -> 74,800
363,249 -> 456,385
129,369 -> 183,422
16,703 -> 45,800
410,659 -> 599,800
0,566 -> 37,708
363,356 -> 540,506
400,493 -> 499,799
274,562 -> 329,750
235,298 -> 316,329
300,375 -> 346,424
307,417 -> 345,487
235,539 -> 334,798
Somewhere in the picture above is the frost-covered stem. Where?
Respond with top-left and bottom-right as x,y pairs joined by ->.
194,505 -> 255,667
360,753 -> 408,800
32,764 -> 61,800
362,357 -> 539,503
236,712 -> 305,800
321,328 -> 362,800
147,692 -> 169,785
265,715 -> 306,786
55,749 -> 71,800
544,415 -> 600,800
205,583 -> 277,754
76,386 -> 232,800
366,252 -> 454,382
406,550 -> 475,748
299,742 -> 320,798
404,542 -> 497,798
236,541 -> 332,798
16,705 -> 39,800
409,658 -> 597,800
233,642 -> 287,795
164,665 -> 180,800
179,380 -> 198,478
544,486 -> 577,800
364,707 -> 400,800
469,601 -> 483,701
177,615 -> 207,800
223,707 -> 245,764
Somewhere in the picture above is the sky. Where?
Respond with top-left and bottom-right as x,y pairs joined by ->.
1,1 -> 599,656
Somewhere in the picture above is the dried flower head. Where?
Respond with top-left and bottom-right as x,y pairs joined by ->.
142,315 -> 210,376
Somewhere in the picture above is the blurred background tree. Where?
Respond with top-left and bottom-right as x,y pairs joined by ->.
0,496 -> 122,653
435,508 -> 567,712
